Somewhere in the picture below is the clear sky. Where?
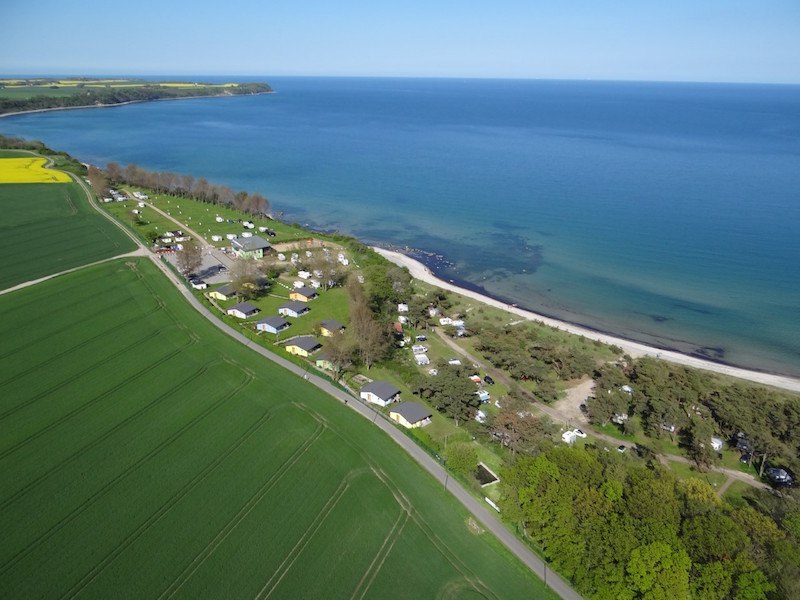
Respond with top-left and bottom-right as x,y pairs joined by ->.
3,0 -> 799,83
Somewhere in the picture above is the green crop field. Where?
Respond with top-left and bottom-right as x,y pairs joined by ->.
0,257 -> 552,599
0,176 -> 135,289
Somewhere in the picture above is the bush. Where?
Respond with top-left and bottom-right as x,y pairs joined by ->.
445,442 -> 477,477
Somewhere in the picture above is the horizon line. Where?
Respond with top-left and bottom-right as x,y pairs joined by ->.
2,72 -> 799,87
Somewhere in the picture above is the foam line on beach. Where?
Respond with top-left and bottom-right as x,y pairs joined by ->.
373,247 -> 800,393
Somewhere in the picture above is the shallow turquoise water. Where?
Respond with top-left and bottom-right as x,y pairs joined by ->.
3,77 -> 799,375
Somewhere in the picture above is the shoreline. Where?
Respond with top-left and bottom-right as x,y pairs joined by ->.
0,90 -> 273,120
373,247 -> 800,393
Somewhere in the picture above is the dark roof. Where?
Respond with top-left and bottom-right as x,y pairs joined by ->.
391,401 -> 432,424
279,300 -> 310,314
229,302 -> 259,315
232,236 -> 271,252
361,381 -> 401,400
321,319 -> 345,331
214,284 -> 236,296
293,286 -> 317,297
286,336 -> 322,353
257,316 -> 289,329
766,467 -> 792,483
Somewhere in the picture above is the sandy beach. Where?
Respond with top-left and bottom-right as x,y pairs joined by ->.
374,247 -> 800,393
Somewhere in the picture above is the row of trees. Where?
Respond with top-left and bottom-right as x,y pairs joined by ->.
0,82 -> 271,115
500,445 -> 798,599
589,358 -> 800,474
102,162 -> 271,217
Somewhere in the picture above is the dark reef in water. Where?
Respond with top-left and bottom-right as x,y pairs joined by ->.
692,346 -> 726,361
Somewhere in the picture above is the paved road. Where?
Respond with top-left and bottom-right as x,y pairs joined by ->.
73,177 -> 582,600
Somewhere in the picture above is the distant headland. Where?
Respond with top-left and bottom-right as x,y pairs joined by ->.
0,77 -> 271,116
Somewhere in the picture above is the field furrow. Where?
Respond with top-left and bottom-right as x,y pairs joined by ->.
0,336 -> 195,459
158,421 -> 326,599
0,255 -> 549,599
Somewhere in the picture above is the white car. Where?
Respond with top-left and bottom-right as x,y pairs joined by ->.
574,429 -> 587,439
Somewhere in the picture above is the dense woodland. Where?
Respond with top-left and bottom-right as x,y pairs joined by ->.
0,82 -> 271,115
500,445 -> 800,599
474,324 -> 607,402
589,358 -> 800,475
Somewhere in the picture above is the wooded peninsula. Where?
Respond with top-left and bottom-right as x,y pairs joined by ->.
0,78 -> 271,115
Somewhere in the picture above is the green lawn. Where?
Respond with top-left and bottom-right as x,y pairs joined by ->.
129,187 -> 313,246
101,198 -> 179,244
0,258 -> 553,599
723,480 -> 756,506
0,179 -> 135,289
665,461 -> 728,488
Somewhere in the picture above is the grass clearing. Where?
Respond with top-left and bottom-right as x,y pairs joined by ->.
0,177 -> 135,289
0,258 -> 553,598
665,461 -> 728,489
0,157 -> 72,184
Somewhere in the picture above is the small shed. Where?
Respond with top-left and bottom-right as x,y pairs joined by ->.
315,351 -> 335,371
320,319 -> 345,337
278,301 -> 311,318
227,302 -> 260,320
360,381 -> 401,407
290,286 -> 318,303
256,316 -> 290,334
209,284 -> 237,301
390,402 -> 432,429
284,336 -> 322,357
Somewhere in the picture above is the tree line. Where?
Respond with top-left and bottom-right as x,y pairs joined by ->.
0,82 -> 271,115
500,445 -> 798,599
98,162 -> 271,217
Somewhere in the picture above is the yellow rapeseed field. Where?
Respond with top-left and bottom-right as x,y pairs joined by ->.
0,158 -> 71,184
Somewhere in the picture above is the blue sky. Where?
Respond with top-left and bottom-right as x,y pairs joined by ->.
3,0 -> 799,83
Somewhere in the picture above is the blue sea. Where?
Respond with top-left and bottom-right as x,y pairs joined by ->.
3,77 -> 799,376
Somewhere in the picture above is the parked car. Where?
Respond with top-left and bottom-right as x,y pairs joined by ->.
574,429 -> 587,438
483,375 -> 495,385
415,335 -> 427,342
765,467 -> 794,487
617,445 -> 626,453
